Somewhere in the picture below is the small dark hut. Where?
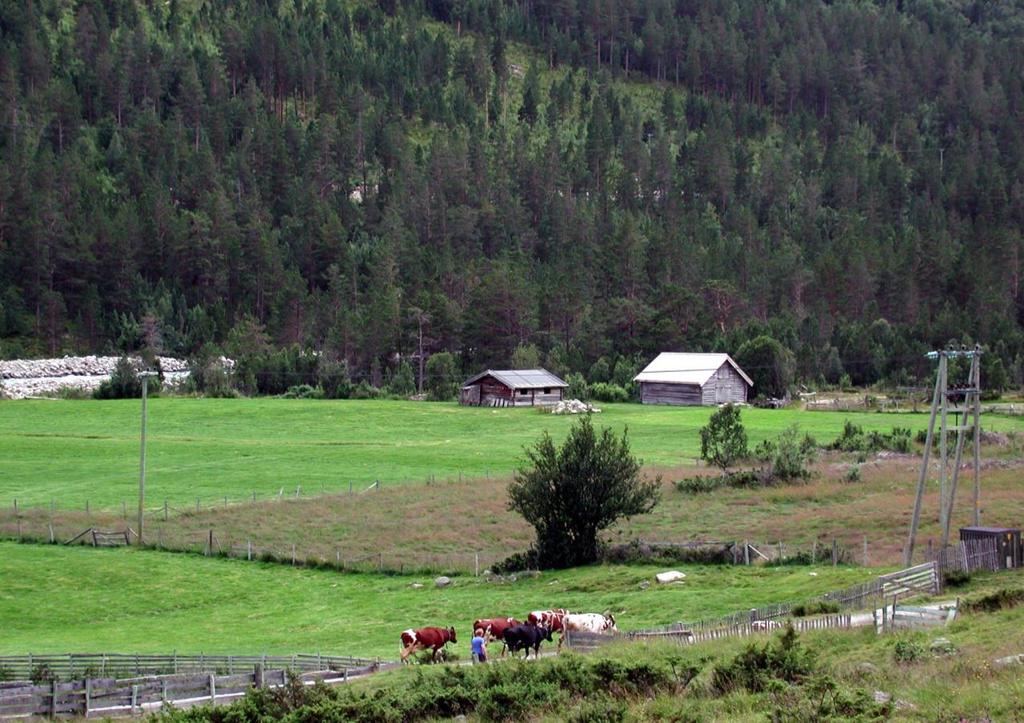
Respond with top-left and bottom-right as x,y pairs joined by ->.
634,352 -> 753,406
460,369 -> 568,407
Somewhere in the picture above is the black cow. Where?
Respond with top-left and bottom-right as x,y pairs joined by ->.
503,623 -> 553,659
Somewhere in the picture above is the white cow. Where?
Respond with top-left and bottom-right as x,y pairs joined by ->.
560,613 -> 617,649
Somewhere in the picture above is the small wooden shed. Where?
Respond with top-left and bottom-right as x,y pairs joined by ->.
460,368 -> 568,407
634,353 -> 753,406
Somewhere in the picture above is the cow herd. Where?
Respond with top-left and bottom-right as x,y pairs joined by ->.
399,609 -> 618,663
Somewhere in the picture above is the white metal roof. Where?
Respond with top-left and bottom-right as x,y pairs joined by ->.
633,353 -> 753,388
462,368 -> 568,390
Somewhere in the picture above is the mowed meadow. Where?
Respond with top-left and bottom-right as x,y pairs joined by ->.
0,542 -> 878,658
4,398 -> 1024,509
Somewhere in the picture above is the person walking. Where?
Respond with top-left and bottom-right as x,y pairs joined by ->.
471,627 -> 488,664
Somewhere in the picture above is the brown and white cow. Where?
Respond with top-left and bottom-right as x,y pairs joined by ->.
527,609 -> 569,632
473,617 -> 520,656
400,626 -> 457,663
559,613 -> 617,649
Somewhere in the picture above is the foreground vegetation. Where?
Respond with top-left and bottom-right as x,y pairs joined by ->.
156,571 -> 1024,722
3,398 -> 1023,509
0,542 -> 876,659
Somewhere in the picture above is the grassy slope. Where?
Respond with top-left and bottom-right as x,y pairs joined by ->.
3,398 -> 1022,509
0,542 -> 877,658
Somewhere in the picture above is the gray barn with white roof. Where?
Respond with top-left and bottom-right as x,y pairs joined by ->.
633,353 -> 753,406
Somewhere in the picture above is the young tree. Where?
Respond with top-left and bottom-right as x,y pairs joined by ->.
700,403 -> 748,474
425,351 -> 459,401
509,415 -> 659,568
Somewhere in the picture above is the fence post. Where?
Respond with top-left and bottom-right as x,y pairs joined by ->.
812,539 -> 817,562
196,498 -> 201,512
130,684 -> 138,715
744,540 -> 750,565
475,552 -> 480,577
209,673 -> 216,702
832,539 -> 838,566
254,664 -> 265,689
85,500 -> 89,515
252,491 -> 256,503
349,481 -> 353,494
247,540 -> 252,561
50,678 -> 57,718
863,536 -> 868,567
122,500 -> 127,519
48,524 -> 54,543
379,552 -> 383,572
84,678 -> 92,716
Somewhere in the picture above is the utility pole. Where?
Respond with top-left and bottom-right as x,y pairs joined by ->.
137,372 -> 157,546
904,346 -> 983,566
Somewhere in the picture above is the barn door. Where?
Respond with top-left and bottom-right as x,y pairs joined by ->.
715,370 -> 726,404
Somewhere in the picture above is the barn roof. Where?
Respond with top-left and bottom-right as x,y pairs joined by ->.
462,368 -> 568,390
633,353 -> 754,388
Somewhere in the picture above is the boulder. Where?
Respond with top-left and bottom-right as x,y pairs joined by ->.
655,571 -> 686,584
855,662 -> 879,676
930,637 -> 956,656
994,653 -> 1024,667
409,583 -> 424,589
435,576 -> 452,588
638,580 -> 651,590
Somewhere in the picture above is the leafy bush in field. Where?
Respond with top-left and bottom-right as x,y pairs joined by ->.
790,601 -> 840,617
568,694 -> 627,723
711,626 -> 814,694
425,352 -> 459,401
942,569 -> 971,588
674,476 -> 725,494
588,382 -> 629,403
282,384 -> 320,399
565,372 -> 589,400
830,422 -> 913,453
491,549 -> 540,574
30,664 -> 56,684
700,404 -> 749,472
94,356 -> 160,399
892,637 -> 926,664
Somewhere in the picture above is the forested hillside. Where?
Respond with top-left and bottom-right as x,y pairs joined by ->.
1,0 -> 1023,392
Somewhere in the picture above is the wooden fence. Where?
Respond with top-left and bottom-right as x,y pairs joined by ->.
930,537 -> 1001,575
0,652 -> 379,682
0,661 -> 392,719
564,614 -> 855,652
629,562 -> 938,638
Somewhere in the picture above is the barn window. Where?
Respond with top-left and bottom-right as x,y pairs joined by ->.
519,389 -> 528,395
543,388 -> 551,393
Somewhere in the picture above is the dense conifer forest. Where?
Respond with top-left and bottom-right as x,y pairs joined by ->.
1,0 -> 1022,393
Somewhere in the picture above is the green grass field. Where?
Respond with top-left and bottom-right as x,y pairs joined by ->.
3,398 -> 1022,509
0,542 -> 877,658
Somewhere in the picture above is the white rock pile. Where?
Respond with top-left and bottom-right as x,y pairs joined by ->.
0,355 -> 194,399
551,399 -> 602,414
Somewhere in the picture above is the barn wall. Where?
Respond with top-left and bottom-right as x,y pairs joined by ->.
510,389 -> 566,406
459,386 -> 481,406
701,364 -> 749,405
640,382 -> 702,405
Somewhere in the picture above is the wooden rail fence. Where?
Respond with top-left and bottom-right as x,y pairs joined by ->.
0,661 -> 395,719
0,652 -> 379,682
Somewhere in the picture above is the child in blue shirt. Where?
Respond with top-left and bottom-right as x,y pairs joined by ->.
471,628 -> 488,663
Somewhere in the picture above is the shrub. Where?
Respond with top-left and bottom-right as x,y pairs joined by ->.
318,359 -> 353,399
387,360 -> 416,397
475,680 -> 566,722
565,372 -> 589,400
770,425 -> 814,482
588,382 -> 629,403
94,357 -> 159,399
351,380 -> 382,399
282,384 -> 320,399
711,626 -> 814,694
509,415 -> 659,568
568,694 -> 627,723
425,352 -> 459,401
492,549 -> 540,574
700,404 -> 748,473
843,465 -> 862,484
675,476 -> 725,494
30,664 -> 56,684
789,601 -> 840,617
942,569 -> 971,588
892,638 -> 926,664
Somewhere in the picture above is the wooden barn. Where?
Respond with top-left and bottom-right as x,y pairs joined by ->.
460,369 -> 568,407
634,353 -> 753,406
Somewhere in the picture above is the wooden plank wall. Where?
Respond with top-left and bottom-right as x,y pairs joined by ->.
640,382 -> 702,405
701,364 -> 748,405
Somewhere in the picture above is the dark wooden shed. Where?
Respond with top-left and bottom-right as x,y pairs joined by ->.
633,352 -> 753,406
460,369 -> 568,407
960,526 -> 1021,569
